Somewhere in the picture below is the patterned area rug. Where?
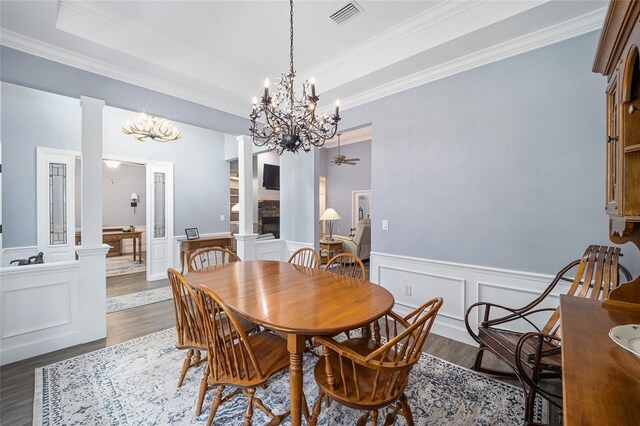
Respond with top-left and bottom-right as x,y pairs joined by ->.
34,328 -> 546,425
106,287 -> 173,313
106,255 -> 145,277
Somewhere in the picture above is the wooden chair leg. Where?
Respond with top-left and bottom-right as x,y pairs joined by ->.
254,394 -> 288,425
399,393 -> 414,426
357,411 -> 370,426
309,391 -> 325,426
177,349 -> 194,388
243,388 -> 256,426
370,410 -> 378,426
196,366 -> 209,416
384,400 -> 402,425
206,385 -> 225,426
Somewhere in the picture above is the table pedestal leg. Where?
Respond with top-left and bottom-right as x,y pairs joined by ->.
287,334 -> 306,426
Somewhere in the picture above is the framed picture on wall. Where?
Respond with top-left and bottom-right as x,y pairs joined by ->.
185,228 -> 199,240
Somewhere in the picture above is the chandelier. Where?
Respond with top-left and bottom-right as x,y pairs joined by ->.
121,113 -> 181,142
250,0 -> 340,154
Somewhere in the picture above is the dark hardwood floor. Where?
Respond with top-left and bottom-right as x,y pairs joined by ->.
0,271 -> 559,425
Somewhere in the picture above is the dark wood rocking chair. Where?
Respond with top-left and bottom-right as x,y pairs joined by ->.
195,286 -> 291,426
464,245 -> 632,424
309,297 -> 443,426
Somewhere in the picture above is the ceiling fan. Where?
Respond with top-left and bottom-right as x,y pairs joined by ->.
331,134 -> 360,166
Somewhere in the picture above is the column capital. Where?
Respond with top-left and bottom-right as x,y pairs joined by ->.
79,96 -> 105,108
75,244 -> 110,257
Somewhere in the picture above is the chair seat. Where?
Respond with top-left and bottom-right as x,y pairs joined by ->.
479,327 -> 562,374
207,331 -> 290,388
314,338 -> 402,410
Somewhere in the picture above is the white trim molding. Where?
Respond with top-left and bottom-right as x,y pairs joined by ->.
370,252 -> 566,346
338,7 -> 606,111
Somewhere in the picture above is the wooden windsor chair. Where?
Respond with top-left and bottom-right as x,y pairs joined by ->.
464,244 -> 632,423
309,297 -> 443,426
189,247 -> 240,272
167,268 -> 257,416
167,268 -> 208,391
324,253 -> 366,280
323,253 -> 368,339
288,247 -> 321,269
195,286 -> 291,426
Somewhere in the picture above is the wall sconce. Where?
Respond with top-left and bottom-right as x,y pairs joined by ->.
131,193 -> 139,214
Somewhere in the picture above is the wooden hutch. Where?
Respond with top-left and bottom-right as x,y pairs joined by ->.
593,0 -> 640,303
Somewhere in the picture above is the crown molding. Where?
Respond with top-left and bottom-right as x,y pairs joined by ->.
337,7 -> 606,112
1,6 -> 607,124
56,0 -> 253,93
302,0 -> 549,92
0,28 -> 248,118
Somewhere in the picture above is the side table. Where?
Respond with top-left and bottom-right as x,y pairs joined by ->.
319,239 -> 343,264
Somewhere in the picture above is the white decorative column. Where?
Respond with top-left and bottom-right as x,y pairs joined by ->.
235,135 -> 258,259
77,95 -> 109,342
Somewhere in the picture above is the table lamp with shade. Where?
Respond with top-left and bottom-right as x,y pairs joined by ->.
320,208 -> 341,241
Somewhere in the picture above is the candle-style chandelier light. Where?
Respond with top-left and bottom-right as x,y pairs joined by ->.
121,112 -> 181,142
250,0 -> 340,154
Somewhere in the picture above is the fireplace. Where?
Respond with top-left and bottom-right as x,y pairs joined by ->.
261,216 -> 280,239
258,200 -> 280,239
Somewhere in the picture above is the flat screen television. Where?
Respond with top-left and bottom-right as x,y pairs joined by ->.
263,164 -> 280,190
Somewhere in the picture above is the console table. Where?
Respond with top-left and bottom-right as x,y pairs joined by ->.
177,235 -> 233,273
560,295 -> 640,425
75,229 -> 143,262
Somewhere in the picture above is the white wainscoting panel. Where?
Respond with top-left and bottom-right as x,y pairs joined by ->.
370,252 -> 556,345
0,261 -> 81,365
284,241 -> 314,262
255,240 -> 285,261
1,246 -> 39,266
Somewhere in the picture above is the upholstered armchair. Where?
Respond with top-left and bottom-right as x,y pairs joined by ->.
333,219 -> 371,261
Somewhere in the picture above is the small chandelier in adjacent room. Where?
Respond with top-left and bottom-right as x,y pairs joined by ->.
250,0 -> 340,154
121,112 -> 181,142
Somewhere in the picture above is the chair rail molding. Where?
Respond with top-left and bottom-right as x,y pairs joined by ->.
370,251 -> 565,345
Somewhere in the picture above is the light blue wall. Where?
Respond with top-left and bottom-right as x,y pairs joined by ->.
0,46 -> 250,136
1,83 -> 230,248
2,83 -> 81,247
280,150 -> 319,244
338,31 -> 640,275
325,140 -> 372,235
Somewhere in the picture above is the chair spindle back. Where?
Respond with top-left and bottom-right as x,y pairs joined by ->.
197,287 -> 265,384
288,247 -> 321,269
167,268 -> 207,347
324,253 -> 366,280
190,247 -> 240,272
323,297 -> 442,404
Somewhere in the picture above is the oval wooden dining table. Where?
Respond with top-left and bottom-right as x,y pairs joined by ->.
185,260 -> 395,426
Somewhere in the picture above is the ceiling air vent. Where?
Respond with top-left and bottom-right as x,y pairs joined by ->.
329,1 -> 363,25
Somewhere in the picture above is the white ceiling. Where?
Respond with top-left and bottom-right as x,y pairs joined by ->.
0,0 -> 607,118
